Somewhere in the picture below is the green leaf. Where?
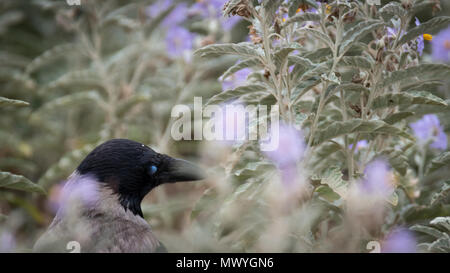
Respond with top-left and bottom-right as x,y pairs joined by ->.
430,217 -> 450,231
195,43 -> 261,58
262,0 -> 282,26
116,93 -> 151,117
411,225 -> 446,239
338,56 -> 373,70
33,91 -> 105,116
379,2 -> 406,21
340,21 -> 384,55
191,188 -> 218,220
315,185 -> 340,202
381,64 -> 450,88
0,97 -> 29,107
381,149 -> 409,176
411,0 -> 435,16
288,55 -> 316,68
206,84 -> 268,105
398,16 -> 450,46
46,69 -> 102,91
336,83 -> 370,95
383,112 -> 415,124
0,171 -> 45,194
26,43 -> 79,74
430,181 -> 450,206
317,166 -> 348,198
221,58 -> 262,80
234,162 -> 274,177
312,119 -> 413,146
284,12 -> 321,26
371,91 -> 447,109
273,46 -> 300,69
299,28 -> 334,50
299,62 -> 332,82
314,142 -> 342,159
291,78 -> 321,103
303,47 -> 332,61
386,191 -> 399,206
426,152 -> 450,174
38,144 -> 96,189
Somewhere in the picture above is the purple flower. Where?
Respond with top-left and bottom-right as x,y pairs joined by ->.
0,231 -> 16,253
190,0 -> 241,31
415,18 -> 425,56
410,114 -> 447,150
382,228 -> 417,253
361,159 -> 393,196
220,67 -> 251,90
221,15 -> 241,31
165,26 -> 195,60
288,65 -> 294,73
431,26 -> 450,62
386,25 -> 405,40
264,123 -> 305,168
386,27 -> 398,38
349,139 -> 368,153
264,124 -> 305,186
145,0 -> 188,28
190,0 -> 225,16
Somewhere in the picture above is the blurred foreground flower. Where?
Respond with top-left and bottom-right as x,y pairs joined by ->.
410,114 -> 447,150
361,159 -> 394,197
382,228 -> 417,253
431,26 -> 450,62
57,174 -> 100,216
264,124 -> 305,187
0,230 -> 16,253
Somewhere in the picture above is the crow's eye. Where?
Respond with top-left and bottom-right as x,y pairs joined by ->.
148,165 -> 157,175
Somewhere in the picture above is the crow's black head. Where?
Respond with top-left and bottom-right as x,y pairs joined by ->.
76,139 -> 205,216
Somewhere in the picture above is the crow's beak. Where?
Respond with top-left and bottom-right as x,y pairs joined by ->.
164,158 -> 206,183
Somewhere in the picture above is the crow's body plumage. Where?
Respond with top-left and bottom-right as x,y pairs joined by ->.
33,139 -> 204,253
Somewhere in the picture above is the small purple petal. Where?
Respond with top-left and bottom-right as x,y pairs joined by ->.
431,26 -> 450,62
417,36 -> 425,56
382,228 -> 417,253
410,114 -> 447,150
221,67 -> 251,90
349,139 -> 368,152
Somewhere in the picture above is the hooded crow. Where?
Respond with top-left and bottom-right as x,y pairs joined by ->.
33,139 -> 205,253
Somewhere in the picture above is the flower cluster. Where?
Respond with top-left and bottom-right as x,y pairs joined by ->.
146,0 -> 241,61
263,124 -> 305,187
410,114 -> 447,150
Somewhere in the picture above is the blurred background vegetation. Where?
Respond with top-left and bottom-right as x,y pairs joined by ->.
0,0 -> 449,252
